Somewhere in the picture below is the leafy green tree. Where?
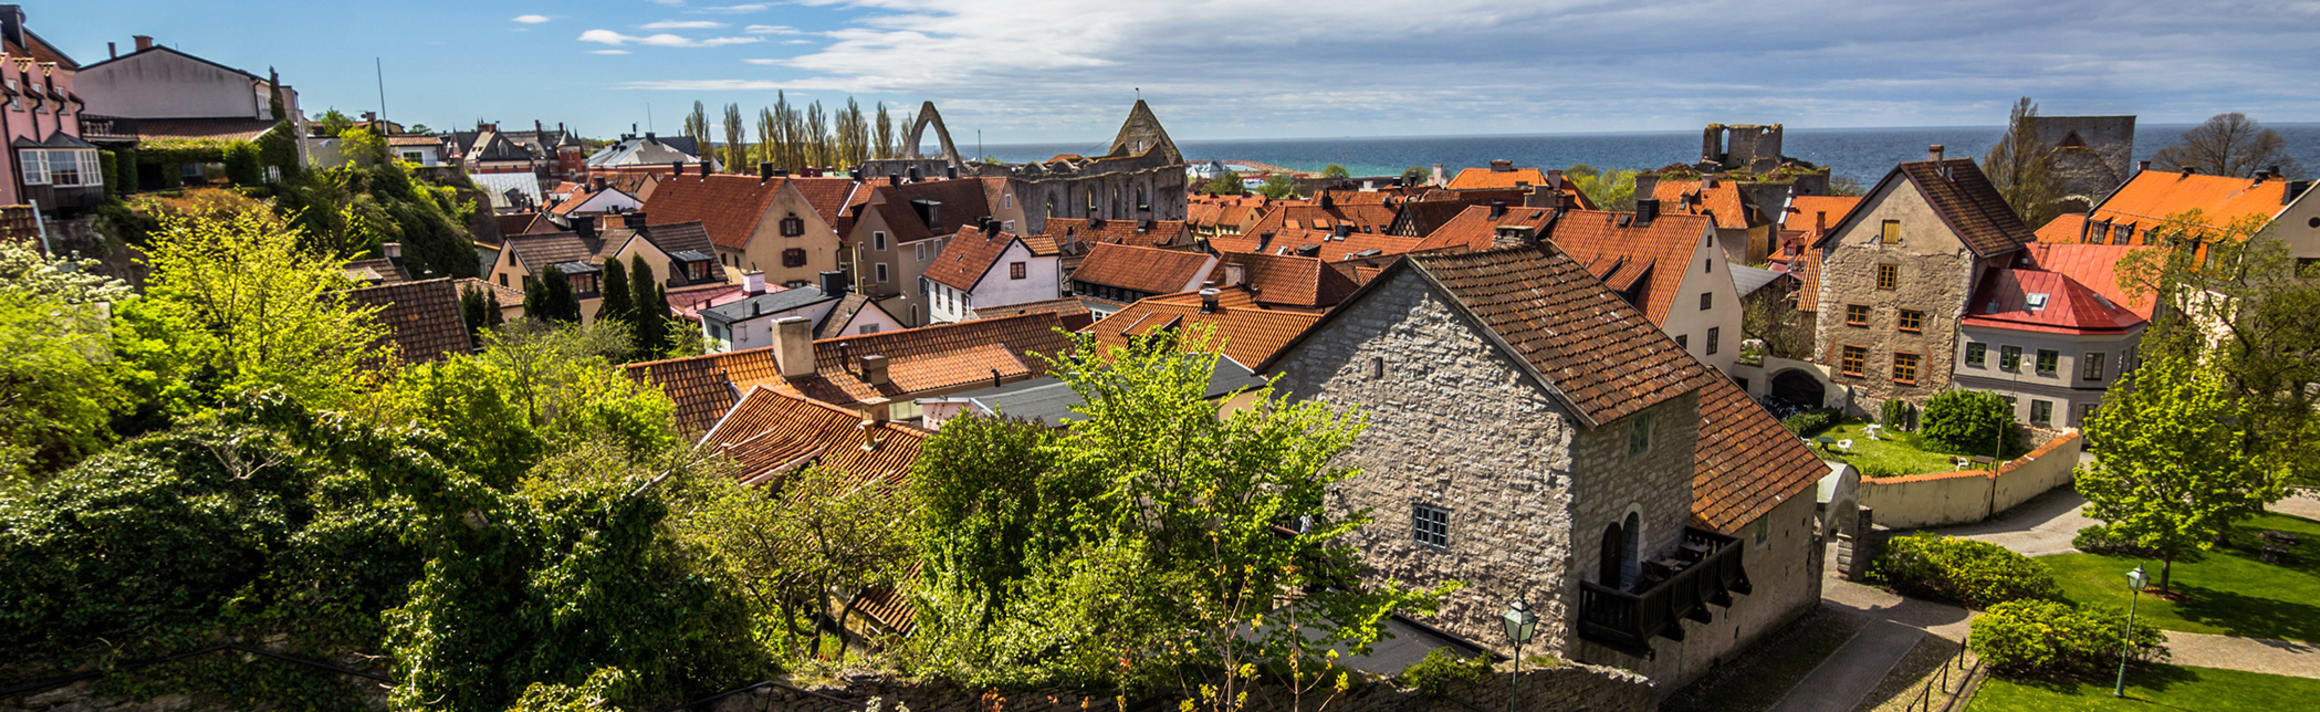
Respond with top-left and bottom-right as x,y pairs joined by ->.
1320,164 -> 1350,179
721,102 -> 746,174
1257,174 -> 1300,199
597,260 -> 633,334
338,127 -> 389,168
316,109 -> 356,136
0,283 -> 126,488
1572,168 -> 1638,211
1984,97 -> 2063,227
1400,165 -> 1430,187
2078,343 -> 2279,592
1203,172 -> 1246,195
1920,389 -> 2015,454
266,68 -> 285,121
673,464 -> 915,662
2152,113 -> 2306,179
541,268 -> 579,323
222,140 -> 263,186
873,101 -> 895,160
906,328 -> 1448,689
683,100 -> 710,152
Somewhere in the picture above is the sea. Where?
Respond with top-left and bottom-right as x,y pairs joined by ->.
971,124 -> 2320,186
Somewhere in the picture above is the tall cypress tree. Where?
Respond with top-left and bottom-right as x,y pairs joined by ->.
484,291 -> 505,327
629,256 -> 663,354
460,286 -> 488,338
542,268 -> 578,323
599,260 -> 633,328
522,275 -> 548,321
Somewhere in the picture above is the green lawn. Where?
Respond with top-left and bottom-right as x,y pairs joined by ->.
1967,664 -> 2320,711
2041,513 -> 2320,642
1814,421 -> 2022,478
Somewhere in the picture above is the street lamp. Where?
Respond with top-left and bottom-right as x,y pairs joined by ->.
1502,597 -> 1539,712
2115,565 -> 2147,698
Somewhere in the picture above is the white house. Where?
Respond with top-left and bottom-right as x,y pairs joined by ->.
919,223 -> 1064,324
699,272 -> 905,352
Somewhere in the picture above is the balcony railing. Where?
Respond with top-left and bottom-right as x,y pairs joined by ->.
1576,527 -> 1751,658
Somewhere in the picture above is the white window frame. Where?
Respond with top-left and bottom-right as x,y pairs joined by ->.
873,230 -> 888,251
874,262 -> 889,283
18,149 -> 47,186
78,150 -> 104,187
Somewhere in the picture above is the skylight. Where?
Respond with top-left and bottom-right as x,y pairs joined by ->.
2025,293 -> 2050,310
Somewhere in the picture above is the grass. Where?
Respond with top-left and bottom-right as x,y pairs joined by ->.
1813,420 -> 2026,478
1663,607 -> 1863,712
2041,513 -> 2320,642
1966,664 -> 2320,711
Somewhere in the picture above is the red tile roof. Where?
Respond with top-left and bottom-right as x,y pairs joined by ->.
1447,166 -> 1550,191
1411,204 -> 1559,254
1214,228 -> 1427,263
1770,195 -> 1861,266
1690,376 -> 1826,535
1220,251 -> 1358,309
1398,245 -> 1716,426
2018,243 -> 2161,320
1070,242 -> 1214,295
789,177 -> 868,233
1040,217 -> 1192,250
347,278 -> 475,364
2034,213 -> 2087,244
1240,203 -> 1399,238
698,386 -> 926,490
1650,179 -> 1753,230
855,178 -> 994,243
2087,170 -> 2294,240
1086,290 -> 1323,368
1547,210 -> 1716,324
642,174 -> 789,251
970,296 -> 1095,331
1961,268 -> 2146,335
922,225 -> 1054,291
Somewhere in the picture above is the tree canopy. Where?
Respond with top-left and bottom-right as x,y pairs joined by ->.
1983,96 -> 2064,227
1203,172 -> 1247,195
2151,113 -> 2306,179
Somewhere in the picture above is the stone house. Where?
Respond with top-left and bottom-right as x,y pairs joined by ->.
644,168 -> 864,290
863,101 -> 1186,236
483,214 -> 730,323
921,223 -> 1063,324
1810,149 -> 2035,411
1260,241 -> 1827,689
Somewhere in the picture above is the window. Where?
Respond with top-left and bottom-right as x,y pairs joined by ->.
2000,345 -> 2022,372
874,263 -> 889,283
858,324 -> 880,335
2081,352 -> 2105,381
18,149 -> 46,186
1699,292 -> 1713,311
2077,403 -> 2098,424
1892,352 -> 1920,385
1841,345 -> 1867,377
2035,349 -> 2059,375
781,215 -> 805,237
1846,304 -> 1871,327
873,231 -> 888,251
1675,334 -> 1688,350
2112,224 -> 2133,244
1412,504 -> 1449,549
1002,194 -> 1013,209
1965,342 -> 1986,368
1706,327 -> 1720,355
1876,263 -> 1899,290
2030,400 -> 2053,426
1880,219 -> 1900,244
401,151 -> 423,162
498,273 -> 508,287
1369,356 -> 1385,379
915,243 -> 925,262
1703,258 -> 1711,273
1754,517 -> 1769,546
1009,261 -> 1027,280
1627,413 -> 1653,457
1897,309 -> 1924,333
1003,219 -> 1016,232
782,248 -> 806,268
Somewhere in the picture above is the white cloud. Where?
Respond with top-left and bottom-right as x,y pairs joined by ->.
590,49 -> 632,55
688,3 -> 769,14
578,29 -> 763,48
741,58 -> 783,65
743,24 -> 799,34
781,39 -> 814,45
642,20 -> 726,29
512,14 -> 550,24
649,0 -> 684,6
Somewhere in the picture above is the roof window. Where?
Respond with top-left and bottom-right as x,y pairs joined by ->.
2025,293 -> 2050,310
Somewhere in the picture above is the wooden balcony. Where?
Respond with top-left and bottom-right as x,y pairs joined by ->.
1576,527 -> 1751,658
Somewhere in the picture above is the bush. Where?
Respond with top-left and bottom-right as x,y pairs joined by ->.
2072,524 -> 2162,557
1867,534 -> 2060,607
222,141 -> 263,186
1972,599 -> 2167,678
1922,389 -> 2014,453
1879,398 -> 1919,431
1782,408 -> 1841,437
1397,647 -> 1492,697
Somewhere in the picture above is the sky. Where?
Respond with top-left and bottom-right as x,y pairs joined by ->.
32,0 -> 2320,144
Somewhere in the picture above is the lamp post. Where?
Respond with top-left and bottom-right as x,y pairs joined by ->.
2115,565 -> 2147,698
1502,597 -> 1538,712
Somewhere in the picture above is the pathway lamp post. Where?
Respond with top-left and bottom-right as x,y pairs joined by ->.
2115,564 -> 2147,698
1502,597 -> 1538,712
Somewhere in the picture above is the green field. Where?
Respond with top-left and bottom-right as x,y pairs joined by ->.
1814,421 -> 2019,478
2041,513 -> 2320,642
1967,664 -> 2320,711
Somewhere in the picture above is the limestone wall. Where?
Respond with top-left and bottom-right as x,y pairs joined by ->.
1857,431 -> 2082,528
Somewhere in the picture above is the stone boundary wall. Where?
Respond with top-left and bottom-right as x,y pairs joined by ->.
1857,431 -> 2082,529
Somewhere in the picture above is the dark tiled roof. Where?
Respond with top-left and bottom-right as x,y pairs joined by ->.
857,178 -> 994,243
1087,289 -> 1322,368
698,386 -> 926,489
1404,245 -> 1715,426
1896,159 -> 2035,256
347,278 -> 474,364
699,286 -> 840,326
1041,217 -> 1192,250
343,258 -> 408,285
1071,242 -> 1214,295
923,224 -> 1046,291
1690,376 -> 1826,535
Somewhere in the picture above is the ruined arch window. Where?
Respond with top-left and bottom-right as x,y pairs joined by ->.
1136,184 -> 1149,212
1045,194 -> 1057,219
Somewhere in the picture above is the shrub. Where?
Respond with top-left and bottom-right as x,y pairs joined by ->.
222,141 -> 263,186
1879,399 -> 1919,431
1972,599 -> 2167,678
1782,408 -> 1841,437
1867,534 -> 2060,607
2071,524 -> 2162,557
1397,647 -> 1492,696
1921,389 -> 2014,453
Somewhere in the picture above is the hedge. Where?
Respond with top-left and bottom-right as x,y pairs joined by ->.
1782,408 -> 1842,437
1971,599 -> 2168,678
1868,534 -> 2060,607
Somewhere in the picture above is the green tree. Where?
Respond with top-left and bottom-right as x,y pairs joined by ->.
522,275 -> 550,321
1920,389 -> 2015,454
222,141 -> 263,186
1257,174 -> 1300,199
682,100 -> 710,152
338,127 -> 388,168
316,108 -> 356,136
1320,163 -> 1350,179
721,102 -> 746,174
1399,165 -> 1430,187
1572,168 -> 1638,211
266,68 -> 285,121
906,328 -> 1448,689
115,148 -> 142,192
873,101 -> 895,160
2151,113 -> 2306,179
597,259 -> 633,335
1983,96 -> 2063,227
627,256 -> 668,354
0,285 -> 126,488
2078,344 -> 2278,593
1203,172 -> 1246,195
460,285 -> 491,339
673,464 -> 914,662
541,268 -> 579,323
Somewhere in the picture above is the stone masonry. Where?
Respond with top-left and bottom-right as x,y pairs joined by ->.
1812,180 -> 1992,410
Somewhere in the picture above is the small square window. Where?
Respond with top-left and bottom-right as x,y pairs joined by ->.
1876,264 -> 1899,290
1965,342 -> 1986,368
1841,345 -> 1867,378
2030,399 -> 2053,426
1892,352 -> 1921,385
1699,292 -> 1713,311
1627,412 -> 1653,457
873,231 -> 888,251
1010,261 -> 1027,280
1846,304 -> 1871,327
874,263 -> 890,283
1676,334 -> 1689,350
2035,349 -> 2059,375
1898,309 -> 1924,333
1413,503 -> 1449,549
2001,345 -> 2022,372
1880,220 -> 1900,245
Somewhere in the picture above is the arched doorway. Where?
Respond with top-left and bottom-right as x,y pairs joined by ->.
1620,512 -> 1641,588
1598,522 -> 1623,586
1771,369 -> 1826,413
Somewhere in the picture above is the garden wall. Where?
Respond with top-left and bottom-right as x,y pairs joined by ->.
1858,432 -> 2082,529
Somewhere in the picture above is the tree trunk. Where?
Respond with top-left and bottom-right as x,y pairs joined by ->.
2159,553 -> 2175,594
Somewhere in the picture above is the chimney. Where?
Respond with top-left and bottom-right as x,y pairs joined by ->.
1927,144 -> 1945,163
108,42 -> 117,59
1489,200 -> 1506,219
592,176 -> 606,191
887,174 -> 901,187
860,354 -> 890,386
907,165 -> 922,182
759,162 -> 773,182
699,162 -> 711,178
862,402 -> 889,424
1089,216 -> 1106,230
1431,163 -> 1446,186
1546,169 -> 1564,191
743,271 -> 766,295
1635,198 -> 1660,226
770,316 -> 815,378
534,119 -> 544,136
1489,159 -> 1513,172
133,34 -> 154,51
623,211 -> 648,230
1319,193 -> 1335,210
2137,160 -> 2151,174
2181,166 -> 2195,178
1198,288 -> 1221,314
1138,218 -> 1152,232
645,131 -> 657,142
820,270 -> 847,297
1815,210 -> 1828,235
382,242 -> 404,261
1296,243 -> 1320,257
1223,262 -> 1246,287
571,215 -> 598,240
669,160 -> 682,177
944,164 -> 958,180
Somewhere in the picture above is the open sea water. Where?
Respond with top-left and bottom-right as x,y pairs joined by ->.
973,124 -> 2320,186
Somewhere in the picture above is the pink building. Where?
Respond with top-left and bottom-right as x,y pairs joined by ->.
0,5 -> 102,214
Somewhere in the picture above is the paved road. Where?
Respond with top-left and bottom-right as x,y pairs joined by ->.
1926,487 -> 2094,557
1767,619 -> 1923,712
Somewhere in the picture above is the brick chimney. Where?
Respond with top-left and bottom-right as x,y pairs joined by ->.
860,354 -> 890,386
820,270 -> 847,297
1489,159 -> 1513,172
1198,288 -> 1221,314
1489,200 -> 1506,219
770,316 -> 815,379
622,211 -> 648,230
571,215 -> 597,240
1927,144 -> 1945,162
1635,199 -> 1660,226
133,34 -> 154,51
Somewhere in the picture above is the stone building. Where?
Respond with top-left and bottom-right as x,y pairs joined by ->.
1697,124 -> 1786,174
1810,148 -> 2034,410
1260,241 -> 1826,689
861,100 -> 1186,236
2023,115 -> 2134,213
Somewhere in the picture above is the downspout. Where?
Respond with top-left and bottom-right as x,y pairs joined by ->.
30,198 -> 46,255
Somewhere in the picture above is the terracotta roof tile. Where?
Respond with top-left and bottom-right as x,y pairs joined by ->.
1041,217 -> 1192,250
2035,213 -> 2088,244
2086,170 -> 2293,240
1086,290 -> 1322,368
698,386 -> 926,490
972,296 -> 1095,331
1547,210 -> 1716,324
1897,159 -> 2035,256
1241,203 -> 1398,238
1650,179 -> 1753,230
1219,251 -> 1358,309
856,178 -> 994,243
1690,376 -> 1826,534
641,174 -> 788,251
923,224 -> 1048,291
1216,228 -> 1427,263
1446,166 -> 1550,191
347,278 -> 474,364
1071,242 -> 1215,295
1411,204 -> 1558,254
2017,242 -> 2159,319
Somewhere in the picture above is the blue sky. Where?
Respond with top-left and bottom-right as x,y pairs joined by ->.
32,0 -> 2320,144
